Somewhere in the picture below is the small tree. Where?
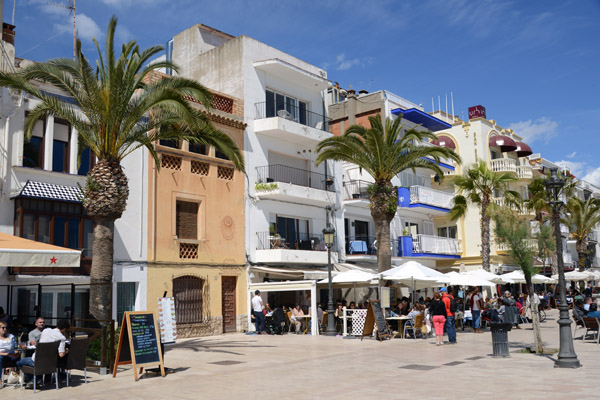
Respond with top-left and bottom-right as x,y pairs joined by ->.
535,223 -> 556,274
493,208 -> 543,354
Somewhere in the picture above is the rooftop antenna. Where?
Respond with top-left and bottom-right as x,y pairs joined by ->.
48,0 -> 76,58
451,91 -> 455,122
431,97 -> 434,113
445,93 -> 448,119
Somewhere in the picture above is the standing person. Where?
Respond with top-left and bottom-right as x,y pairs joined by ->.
28,317 -> 45,345
471,286 -> 483,333
251,290 -> 266,335
429,292 -> 447,346
441,287 -> 457,344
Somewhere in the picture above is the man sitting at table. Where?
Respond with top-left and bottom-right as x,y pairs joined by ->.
17,319 -> 70,388
28,317 -> 45,345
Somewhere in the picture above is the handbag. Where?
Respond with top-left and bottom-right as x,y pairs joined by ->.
6,370 -> 20,385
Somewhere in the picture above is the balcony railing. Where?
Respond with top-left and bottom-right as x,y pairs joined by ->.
343,180 -> 372,200
254,101 -> 331,132
409,186 -> 454,209
344,236 -> 398,256
412,234 -> 460,255
490,158 -> 517,173
493,197 -> 533,215
589,230 -> 598,243
257,231 -> 332,251
516,165 -> 533,180
563,252 -> 573,265
496,239 -> 537,252
256,164 -> 335,192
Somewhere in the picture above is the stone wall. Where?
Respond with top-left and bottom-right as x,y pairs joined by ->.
177,315 -> 223,338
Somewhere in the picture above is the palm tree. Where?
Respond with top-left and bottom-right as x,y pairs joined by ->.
493,208 -> 544,354
316,114 -> 460,273
526,175 -> 575,274
0,17 -> 244,322
449,161 -> 520,271
562,197 -> 600,272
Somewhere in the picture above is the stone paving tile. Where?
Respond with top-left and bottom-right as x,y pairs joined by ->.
3,309 -> 599,399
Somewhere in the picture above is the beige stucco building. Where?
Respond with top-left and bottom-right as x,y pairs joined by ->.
146,74 -> 248,337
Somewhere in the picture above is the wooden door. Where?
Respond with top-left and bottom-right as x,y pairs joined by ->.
221,277 -> 237,333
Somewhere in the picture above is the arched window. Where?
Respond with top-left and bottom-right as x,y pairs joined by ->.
173,276 -> 204,324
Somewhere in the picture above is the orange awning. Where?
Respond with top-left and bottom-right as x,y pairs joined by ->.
0,232 -> 81,267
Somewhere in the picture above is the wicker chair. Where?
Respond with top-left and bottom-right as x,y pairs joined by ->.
20,341 -> 60,393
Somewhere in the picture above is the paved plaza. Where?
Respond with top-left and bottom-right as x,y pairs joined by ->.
4,310 -> 599,399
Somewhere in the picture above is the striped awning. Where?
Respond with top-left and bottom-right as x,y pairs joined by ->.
14,180 -> 82,203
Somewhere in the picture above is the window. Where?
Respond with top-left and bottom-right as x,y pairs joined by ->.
176,200 -> 199,239
173,276 -> 204,324
52,120 -> 70,172
117,282 -> 137,324
78,147 -> 95,176
265,90 -> 308,124
438,226 -> 457,239
490,150 -> 500,160
215,148 -> 229,160
14,199 -> 93,255
399,171 -> 426,187
159,139 -> 180,149
276,216 -> 309,245
406,222 -> 419,236
23,115 -> 44,168
188,143 -> 206,155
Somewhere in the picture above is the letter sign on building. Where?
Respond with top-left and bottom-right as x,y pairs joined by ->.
468,105 -> 486,120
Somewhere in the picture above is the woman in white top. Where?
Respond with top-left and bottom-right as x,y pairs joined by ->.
0,321 -> 19,366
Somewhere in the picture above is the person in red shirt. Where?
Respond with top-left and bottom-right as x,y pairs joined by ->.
441,287 -> 457,344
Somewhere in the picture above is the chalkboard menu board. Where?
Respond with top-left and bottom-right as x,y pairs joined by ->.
113,311 -> 165,381
361,300 -> 390,341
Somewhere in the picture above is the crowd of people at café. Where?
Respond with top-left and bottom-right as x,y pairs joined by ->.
0,312 -> 72,389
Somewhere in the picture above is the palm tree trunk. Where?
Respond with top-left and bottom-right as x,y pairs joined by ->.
576,240 -> 586,272
89,217 -> 115,323
481,196 -> 491,272
551,250 -> 559,275
373,214 -> 392,273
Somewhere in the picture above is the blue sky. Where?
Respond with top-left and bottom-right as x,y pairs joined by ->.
13,0 -> 600,184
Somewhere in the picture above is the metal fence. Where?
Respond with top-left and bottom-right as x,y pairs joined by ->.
254,101 -> 331,132
256,164 -> 335,191
257,231 -> 332,251
342,180 -> 372,200
344,236 -> 399,256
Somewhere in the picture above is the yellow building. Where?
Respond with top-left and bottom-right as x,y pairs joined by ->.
431,106 -> 535,273
146,79 -> 247,337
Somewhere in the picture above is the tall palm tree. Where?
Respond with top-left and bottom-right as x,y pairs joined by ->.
562,197 -> 600,272
316,115 -> 460,273
449,161 -> 520,271
0,17 -> 244,322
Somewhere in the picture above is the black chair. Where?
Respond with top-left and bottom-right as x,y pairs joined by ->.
21,341 -> 60,393
65,337 -> 90,386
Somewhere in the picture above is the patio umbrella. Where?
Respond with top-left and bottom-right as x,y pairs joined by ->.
502,270 -> 555,284
463,269 -> 514,284
0,232 -> 81,267
380,261 -> 448,304
318,269 -> 377,303
444,271 -> 496,287
551,270 -> 590,282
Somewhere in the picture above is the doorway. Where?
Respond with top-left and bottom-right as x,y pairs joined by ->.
221,277 -> 237,333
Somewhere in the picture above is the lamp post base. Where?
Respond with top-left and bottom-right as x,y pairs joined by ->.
554,304 -> 581,368
325,308 -> 336,336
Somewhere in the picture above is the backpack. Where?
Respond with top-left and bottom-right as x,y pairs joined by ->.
449,296 -> 458,314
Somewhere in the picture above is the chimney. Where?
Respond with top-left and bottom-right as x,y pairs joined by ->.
2,23 -> 15,46
346,89 -> 357,125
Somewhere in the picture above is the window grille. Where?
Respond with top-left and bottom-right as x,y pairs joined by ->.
173,276 -> 203,323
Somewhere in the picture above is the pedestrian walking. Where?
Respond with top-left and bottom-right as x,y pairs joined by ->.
251,290 -> 266,334
441,287 -> 457,344
471,286 -> 483,333
429,292 -> 447,346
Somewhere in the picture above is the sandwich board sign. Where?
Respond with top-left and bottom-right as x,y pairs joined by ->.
113,311 -> 165,381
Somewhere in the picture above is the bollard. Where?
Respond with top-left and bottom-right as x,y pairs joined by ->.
490,322 -> 512,357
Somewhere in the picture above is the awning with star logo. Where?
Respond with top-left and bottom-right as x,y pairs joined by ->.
0,232 -> 81,267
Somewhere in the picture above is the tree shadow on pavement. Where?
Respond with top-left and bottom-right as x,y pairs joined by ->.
168,338 -> 276,356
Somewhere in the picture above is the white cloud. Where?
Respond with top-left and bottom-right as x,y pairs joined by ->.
566,151 -> 577,159
507,117 -> 558,144
54,13 -> 102,43
583,167 -> 600,187
333,53 -> 373,71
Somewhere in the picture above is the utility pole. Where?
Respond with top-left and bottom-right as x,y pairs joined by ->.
48,0 -> 76,58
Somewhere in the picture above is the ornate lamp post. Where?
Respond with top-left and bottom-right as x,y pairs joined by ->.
322,225 -> 336,336
545,168 -> 581,368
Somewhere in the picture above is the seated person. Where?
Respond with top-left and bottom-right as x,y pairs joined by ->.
0,321 -> 19,367
28,317 -> 45,345
17,319 -> 70,388
572,300 -> 586,326
399,298 -> 410,316
264,303 -> 274,316
290,304 -> 304,334
583,297 -> 593,313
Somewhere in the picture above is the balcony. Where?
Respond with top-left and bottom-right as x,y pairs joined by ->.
254,102 -> 332,146
342,180 -> 372,207
343,235 -> 460,260
560,224 -> 570,237
398,186 -> 454,215
490,158 -> 517,174
255,232 -> 337,265
411,234 -> 461,258
589,230 -> 598,243
496,239 -> 537,252
493,197 -> 534,216
516,165 -> 533,180
255,164 -> 334,207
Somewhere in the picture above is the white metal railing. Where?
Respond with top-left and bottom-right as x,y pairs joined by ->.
493,197 -> 533,215
490,158 -> 517,173
516,165 -> 533,179
589,230 -> 598,242
495,239 -> 537,252
563,252 -> 573,265
409,186 -> 454,209
412,234 -> 460,255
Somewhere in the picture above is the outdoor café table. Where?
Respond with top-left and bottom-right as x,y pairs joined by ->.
386,316 -> 411,338
293,315 -> 311,334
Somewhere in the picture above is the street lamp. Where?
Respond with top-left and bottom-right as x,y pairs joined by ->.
545,167 -> 581,368
322,225 -> 336,337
